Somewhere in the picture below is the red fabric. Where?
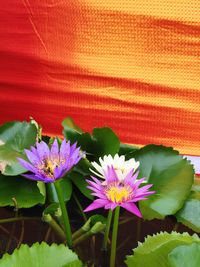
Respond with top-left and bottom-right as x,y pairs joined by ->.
1,1 -> 200,155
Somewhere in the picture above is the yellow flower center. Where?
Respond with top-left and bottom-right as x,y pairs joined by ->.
105,184 -> 133,203
38,159 -> 60,178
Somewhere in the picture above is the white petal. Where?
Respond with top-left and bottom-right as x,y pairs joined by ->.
90,168 -> 105,179
91,161 -> 104,175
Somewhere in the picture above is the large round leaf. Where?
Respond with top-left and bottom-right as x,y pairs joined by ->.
168,243 -> 200,267
0,174 -> 45,208
127,145 -> 194,220
0,121 -> 37,175
125,232 -> 200,267
175,177 -> 200,232
0,242 -> 83,267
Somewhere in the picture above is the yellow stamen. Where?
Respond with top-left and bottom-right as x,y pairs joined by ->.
38,159 -> 60,178
106,185 -> 132,203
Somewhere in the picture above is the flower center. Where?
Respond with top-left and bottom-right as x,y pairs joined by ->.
105,183 -> 133,203
38,159 -> 59,178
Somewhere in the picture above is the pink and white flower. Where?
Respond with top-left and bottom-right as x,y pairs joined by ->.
84,166 -> 155,218
90,154 -> 140,182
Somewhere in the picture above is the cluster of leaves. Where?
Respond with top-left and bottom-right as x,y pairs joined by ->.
0,117 -> 199,266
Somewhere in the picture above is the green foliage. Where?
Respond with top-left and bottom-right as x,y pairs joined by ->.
0,121 -> 37,175
0,242 -> 83,267
62,117 -> 120,159
168,243 -> 200,267
175,177 -> 200,232
0,174 -> 45,208
69,171 -> 93,200
127,145 -> 194,220
125,232 -> 200,267
119,143 -> 139,155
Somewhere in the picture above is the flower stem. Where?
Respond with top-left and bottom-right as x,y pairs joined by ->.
0,217 -> 40,224
102,209 -> 113,250
54,180 -> 73,248
110,206 -> 120,267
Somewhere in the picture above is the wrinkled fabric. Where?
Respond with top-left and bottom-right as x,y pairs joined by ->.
0,1 -> 200,155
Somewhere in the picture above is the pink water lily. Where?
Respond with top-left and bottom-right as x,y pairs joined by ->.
84,166 -> 155,217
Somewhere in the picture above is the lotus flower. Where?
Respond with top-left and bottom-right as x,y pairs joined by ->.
90,154 -> 140,182
17,139 -> 82,183
84,166 -> 155,217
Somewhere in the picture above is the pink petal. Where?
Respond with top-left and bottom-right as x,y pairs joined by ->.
84,199 -> 108,212
105,166 -> 118,183
124,170 -> 139,184
120,202 -> 142,218
105,202 -> 117,210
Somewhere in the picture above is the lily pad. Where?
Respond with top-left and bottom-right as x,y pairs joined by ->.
168,243 -> 200,267
127,145 -> 194,220
0,242 -> 83,267
0,174 -> 45,208
0,121 -> 37,175
125,232 -> 200,267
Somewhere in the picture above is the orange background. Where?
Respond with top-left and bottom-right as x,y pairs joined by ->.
0,1 -> 200,155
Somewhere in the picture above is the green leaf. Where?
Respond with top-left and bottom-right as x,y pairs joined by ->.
0,174 -> 45,208
74,158 -> 92,176
62,117 -> 83,143
119,143 -> 139,156
127,145 -> 194,220
125,232 -> 200,267
69,171 -> 93,200
0,242 -> 83,267
90,127 -> 120,158
62,120 -> 120,159
168,243 -> 200,267
0,121 -> 37,175
47,177 -> 72,203
175,186 -> 200,232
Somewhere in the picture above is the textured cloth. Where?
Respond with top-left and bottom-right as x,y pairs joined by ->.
0,0 -> 200,155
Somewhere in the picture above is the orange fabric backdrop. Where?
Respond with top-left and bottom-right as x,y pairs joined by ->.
0,1 -> 200,155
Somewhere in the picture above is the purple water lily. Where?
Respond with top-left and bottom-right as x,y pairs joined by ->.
17,139 -> 82,183
84,166 -> 155,217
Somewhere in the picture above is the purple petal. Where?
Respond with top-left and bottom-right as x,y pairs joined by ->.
84,199 -> 107,212
24,149 -> 40,165
54,166 -> 63,179
120,202 -> 142,218
105,166 -> 118,184
70,142 -> 78,156
60,139 -> 70,160
17,158 -> 37,173
36,141 -> 50,159
51,139 -> 59,156
22,173 -> 45,182
30,146 -> 41,159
